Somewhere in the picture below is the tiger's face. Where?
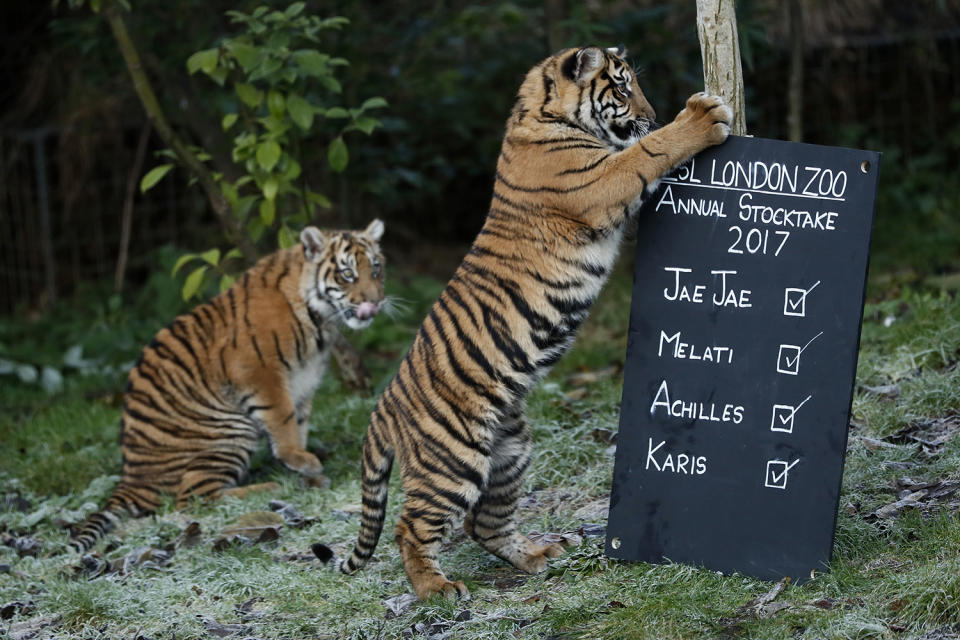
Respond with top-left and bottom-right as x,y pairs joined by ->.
299,219 -> 386,330
545,45 -> 657,149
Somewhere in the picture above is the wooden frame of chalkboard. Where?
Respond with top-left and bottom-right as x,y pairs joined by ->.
606,135 -> 881,582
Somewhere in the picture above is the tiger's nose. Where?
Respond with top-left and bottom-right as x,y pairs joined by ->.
356,301 -> 379,320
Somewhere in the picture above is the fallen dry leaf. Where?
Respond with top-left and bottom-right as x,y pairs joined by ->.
567,364 -> 620,387
198,615 -> 250,638
222,511 -> 284,537
235,596 -> 265,622
527,531 -> 583,548
1,600 -> 34,620
383,593 -> 418,619
6,614 -> 60,640
861,383 -> 901,399
118,546 -> 172,575
268,500 -> 316,528
175,521 -> 202,548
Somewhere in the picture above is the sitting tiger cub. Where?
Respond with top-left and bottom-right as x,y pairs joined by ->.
321,47 -> 732,599
70,220 -> 387,552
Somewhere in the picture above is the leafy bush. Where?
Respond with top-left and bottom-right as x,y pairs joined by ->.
142,2 -> 387,299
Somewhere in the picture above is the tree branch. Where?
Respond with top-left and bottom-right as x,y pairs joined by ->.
695,0 -> 747,136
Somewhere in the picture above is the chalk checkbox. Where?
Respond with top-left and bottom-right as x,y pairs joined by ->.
777,344 -> 801,375
783,281 -> 820,317
770,395 -> 812,434
784,288 -> 807,316
770,404 -> 796,433
764,459 -> 800,490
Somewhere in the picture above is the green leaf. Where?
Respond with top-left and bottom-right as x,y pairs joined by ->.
186,48 -> 219,75
224,248 -> 244,261
292,49 -> 329,77
328,137 -> 348,172
258,114 -> 290,136
208,67 -> 228,87
140,164 -> 174,193
277,225 -> 297,249
262,176 -> 279,201
248,217 -> 266,242
182,266 -> 208,301
360,96 -> 388,111
324,106 -> 349,119
256,141 -> 282,172
200,248 -> 220,266
227,41 -> 261,72
319,16 -> 349,29
171,253 -> 197,277
234,195 -> 257,220
260,197 -> 275,225
235,82 -> 263,108
320,75 -> 342,94
249,55 -> 283,82
306,190 -> 332,209
286,94 -> 313,131
221,113 -> 238,131
221,181 -> 238,208
284,2 -> 305,18
219,274 -> 236,292
267,90 -> 285,118
283,158 -> 301,181
352,116 -> 380,135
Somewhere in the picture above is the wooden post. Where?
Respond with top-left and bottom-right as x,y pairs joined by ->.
695,0 -> 747,135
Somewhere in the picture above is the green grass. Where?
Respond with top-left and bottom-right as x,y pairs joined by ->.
3,257 -> 960,639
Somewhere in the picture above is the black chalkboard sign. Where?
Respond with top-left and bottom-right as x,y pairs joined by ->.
606,135 -> 881,582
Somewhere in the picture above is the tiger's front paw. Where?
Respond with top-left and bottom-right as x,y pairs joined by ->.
675,92 -> 732,146
277,448 -> 325,478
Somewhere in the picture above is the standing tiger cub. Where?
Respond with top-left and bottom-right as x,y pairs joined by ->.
320,46 -> 732,600
70,220 -> 387,552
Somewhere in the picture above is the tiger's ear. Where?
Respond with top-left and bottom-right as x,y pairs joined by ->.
364,218 -> 385,242
607,44 -> 627,58
300,226 -> 325,262
562,47 -> 605,85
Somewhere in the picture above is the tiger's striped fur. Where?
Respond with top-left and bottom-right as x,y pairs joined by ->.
70,221 -> 386,552
335,46 -> 732,599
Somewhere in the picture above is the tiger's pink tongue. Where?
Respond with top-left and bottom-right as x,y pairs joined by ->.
356,302 -> 379,320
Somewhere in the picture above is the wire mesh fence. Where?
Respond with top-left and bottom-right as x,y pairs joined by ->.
0,125 -> 210,315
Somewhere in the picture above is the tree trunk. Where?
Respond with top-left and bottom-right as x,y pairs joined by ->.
114,120 -> 151,293
695,0 -> 747,136
787,0 -> 804,142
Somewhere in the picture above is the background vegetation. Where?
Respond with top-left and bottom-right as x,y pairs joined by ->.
2,1 -> 960,639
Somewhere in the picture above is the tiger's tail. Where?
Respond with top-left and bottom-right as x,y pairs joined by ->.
314,420 -> 395,574
70,481 -> 160,553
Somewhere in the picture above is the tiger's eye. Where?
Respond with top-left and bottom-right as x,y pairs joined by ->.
340,268 -> 356,282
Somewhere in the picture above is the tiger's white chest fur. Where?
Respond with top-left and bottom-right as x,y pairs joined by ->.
287,348 -> 329,409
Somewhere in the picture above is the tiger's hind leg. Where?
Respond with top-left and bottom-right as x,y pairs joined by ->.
175,447 -> 254,508
394,457 -> 487,600
463,414 -> 565,574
